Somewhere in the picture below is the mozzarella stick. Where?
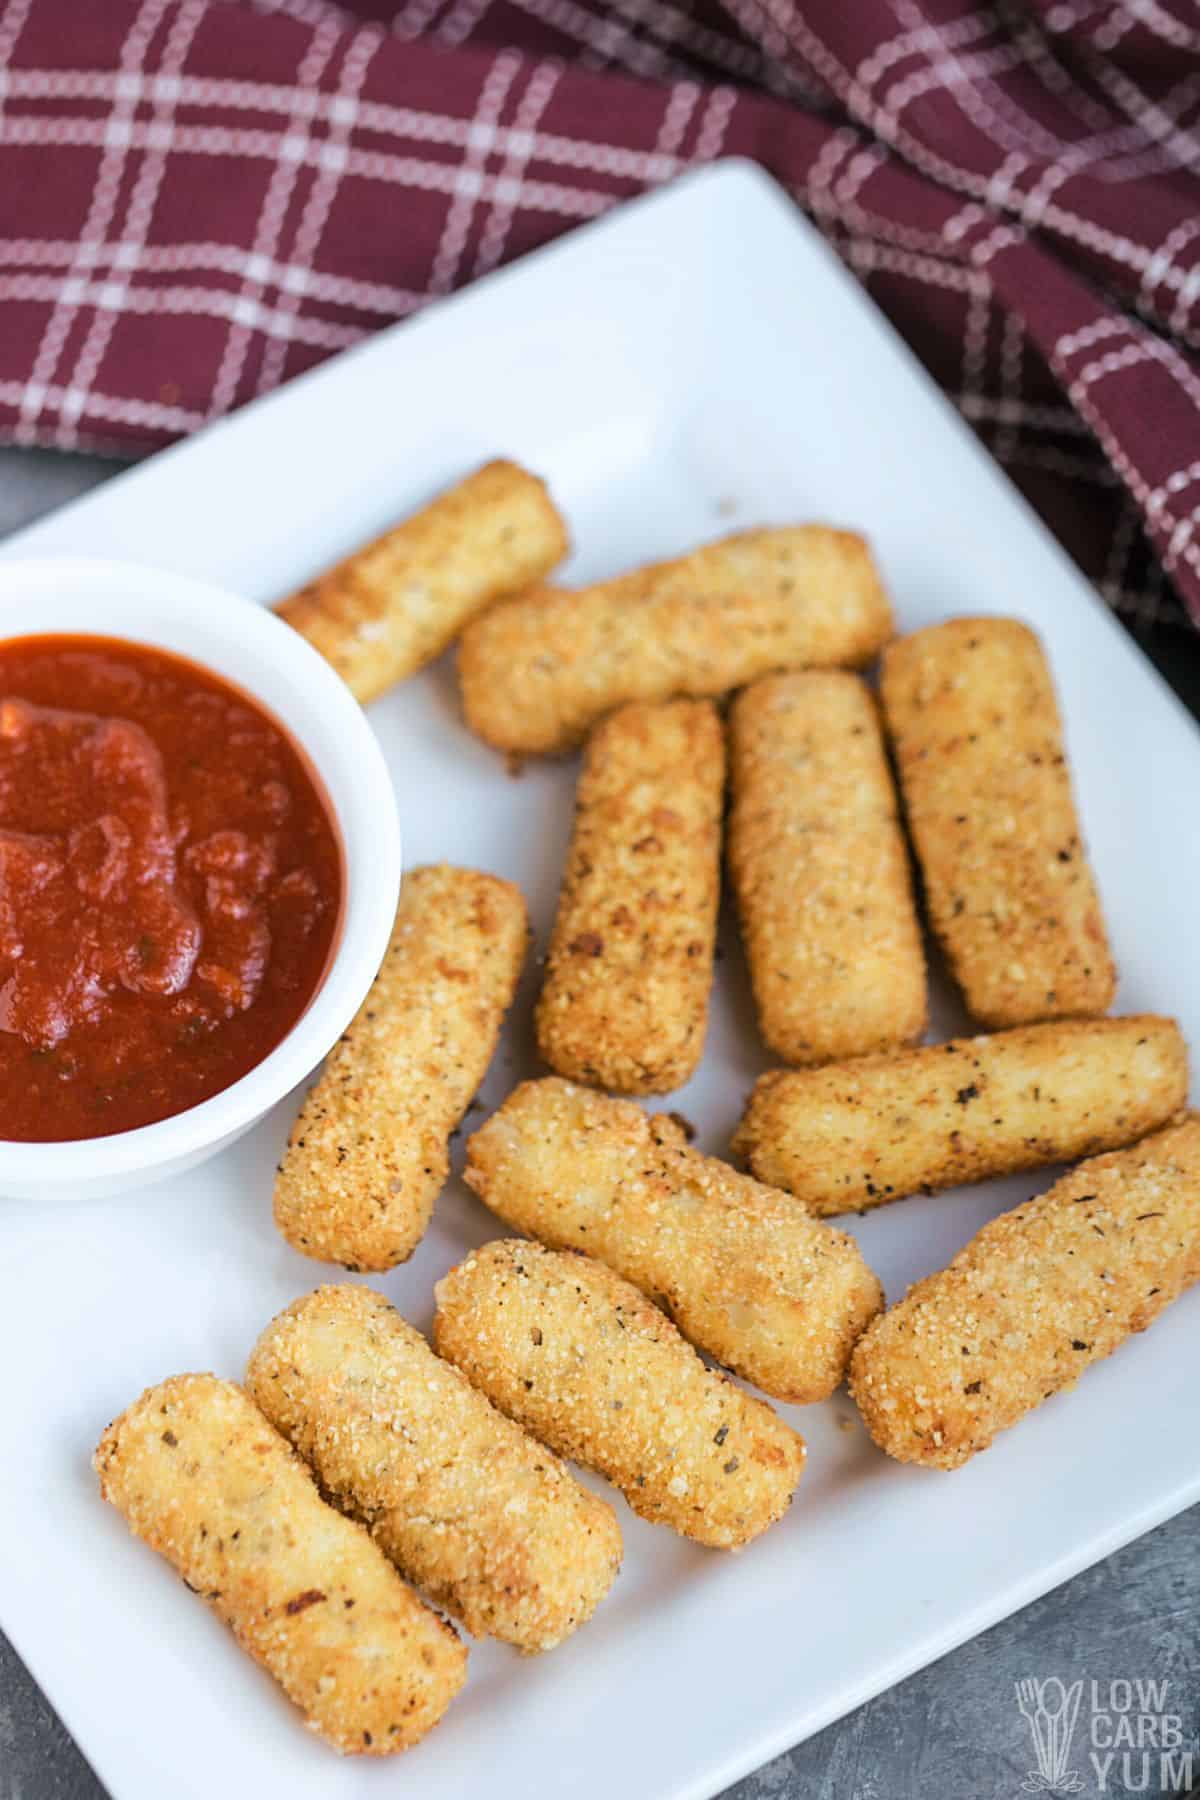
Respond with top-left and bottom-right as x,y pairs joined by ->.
278,460 -> 568,705
881,617 -> 1114,1026
434,1240 -> 806,1548
274,865 -> 527,1271
729,671 -> 925,1064
459,526 -> 892,754
247,1285 -> 622,1653
536,699 -> 724,1094
94,1374 -> 465,1755
734,1015 -> 1188,1215
465,1079 -> 882,1402
850,1114 -> 1200,1469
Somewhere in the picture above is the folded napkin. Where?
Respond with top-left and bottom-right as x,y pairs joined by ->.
1,0 -> 1198,628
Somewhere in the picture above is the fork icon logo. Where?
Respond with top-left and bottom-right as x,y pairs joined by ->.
1015,1678 -> 1085,1793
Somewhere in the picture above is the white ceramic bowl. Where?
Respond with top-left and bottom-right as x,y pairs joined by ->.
0,557 -> 401,1201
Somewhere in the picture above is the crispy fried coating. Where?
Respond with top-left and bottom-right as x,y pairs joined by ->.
274,865 -> 527,1271
535,700 -> 724,1094
278,460 -> 568,705
466,1080 -> 882,1402
849,1113 -> 1200,1469
881,617 -> 1114,1027
247,1285 -> 622,1653
735,1014 -> 1188,1213
728,671 -> 925,1065
94,1374 -> 466,1754
459,526 -> 892,754
434,1240 -> 806,1548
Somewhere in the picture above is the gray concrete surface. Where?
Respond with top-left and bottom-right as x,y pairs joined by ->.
0,444 -> 1197,1800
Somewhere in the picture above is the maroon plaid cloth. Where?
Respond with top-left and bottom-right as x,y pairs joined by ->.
1,0 -> 1199,630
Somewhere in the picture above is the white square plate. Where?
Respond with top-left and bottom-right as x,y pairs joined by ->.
2,161 -> 1198,1800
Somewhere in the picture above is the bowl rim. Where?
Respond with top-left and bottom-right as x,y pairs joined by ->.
0,555 -> 401,1182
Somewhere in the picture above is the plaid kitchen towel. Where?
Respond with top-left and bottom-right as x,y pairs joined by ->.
0,0 -> 1198,629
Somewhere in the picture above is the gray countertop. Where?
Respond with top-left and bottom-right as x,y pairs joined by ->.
0,445 -> 1196,1800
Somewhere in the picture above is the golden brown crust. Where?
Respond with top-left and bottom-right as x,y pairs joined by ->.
247,1285 -> 622,1653
849,1113 -> 1200,1469
459,526 -> 892,754
278,460 -> 568,705
94,1374 -> 466,1755
433,1240 -> 806,1548
734,1015 -> 1188,1214
535,700 -> 724,1094
465,1078 -> 882,1402
880,617 -> 1114,1027
273,865 -> 528,1271
728,671 -> 925,1064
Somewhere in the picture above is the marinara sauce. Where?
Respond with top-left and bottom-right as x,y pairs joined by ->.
0,635 -> 343,1141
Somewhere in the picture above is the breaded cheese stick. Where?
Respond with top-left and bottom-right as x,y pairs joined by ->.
247,1285 -> 622,1653
881,617 -> 1114,1026
459,526 -> 892,754
434,1240 -> 806,1548
95,1374 -> 465,1755
278,460 -> 568,705
274,865 -> 527,1270
850,1113 -> 1200,1469
465,1080 -> 882,1402
536,699 -> 724,1094
728,671 -> 925,1064
734,1015 -> 1188,1214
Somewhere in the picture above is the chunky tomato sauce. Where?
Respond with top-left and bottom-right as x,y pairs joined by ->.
0,635 -> 342,1141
